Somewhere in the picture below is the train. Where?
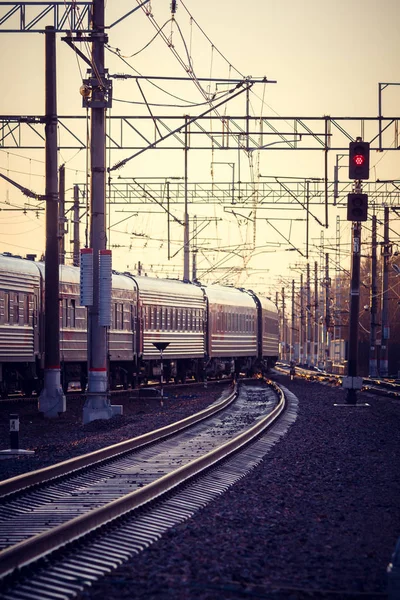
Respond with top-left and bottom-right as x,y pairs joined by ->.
0,252 -> 279,396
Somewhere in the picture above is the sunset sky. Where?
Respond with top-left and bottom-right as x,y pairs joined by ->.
0,0 -> 399,296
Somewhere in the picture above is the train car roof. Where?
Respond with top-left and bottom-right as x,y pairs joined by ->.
257,294 -> 279,314
0,253 -> 42,277
202,284 -> 255,308
123,274 -> 204,298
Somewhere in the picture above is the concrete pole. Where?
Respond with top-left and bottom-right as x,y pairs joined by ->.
324,253 -> 331,366
369,214 -> 378,377
38,27 -> 66,417
58,164 -> 65,265
73,185 -> 80,267
291,279 -> 295,362
83,0 -> 121,423
299,273 -> 304,365
306,263 -> 312,366
346,221 -> 362,404
314,261 -> 319,366
380,206 -> 390,377
281,287 -> 286,362
183,116 -> 190,282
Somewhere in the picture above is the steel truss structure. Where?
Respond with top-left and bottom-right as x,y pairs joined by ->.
0,114 -> 399,154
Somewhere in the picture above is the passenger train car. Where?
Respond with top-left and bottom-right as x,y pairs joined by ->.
0,253 -> 279,396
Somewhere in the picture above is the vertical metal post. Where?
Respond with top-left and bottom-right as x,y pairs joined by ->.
380,206 -> 390,377
299,273 -> 304,365
59,164 -> 65,265
192,215 -> 198,282
324,118 -> 329,227
183,116 -> 190,282
369,214 -> 378,377
306,262 -> 311,366
291,279 -> 295,362
305,181 -> 309,258
166,180 -> 171,260
281,287 -> 286,362
38,26 -> 66,417
314,261 -> 319,367
346,221 -> 362,404
160,348 -> 164,405
83,0 -> 121,423
73,185 -> 80,267
335,215 -> 341,343
324,253 -> 331,367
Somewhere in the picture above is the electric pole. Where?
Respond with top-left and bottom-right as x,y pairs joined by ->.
343,137 -> 370,403
314,261 -> 319,366
306,263 -> 312,367
380,206 -> 390,377
59,164 -> 66,265
291,279 -> 295,362
299,273 -> 304,365
369,214 -> 378,377
324,253 -> 331,368
73,185 -> 80,267
38,26 -> 66,417
82,0 -> 121,423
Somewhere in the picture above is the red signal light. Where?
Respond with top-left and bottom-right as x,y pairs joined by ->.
349,141 -> 370,180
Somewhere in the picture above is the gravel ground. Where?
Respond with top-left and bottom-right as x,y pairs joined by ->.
0,381 -> 230,480
2,376 -> 399,599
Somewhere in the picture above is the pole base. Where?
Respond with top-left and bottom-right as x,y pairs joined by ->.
38,368 -> 66,417
83,370 -> 123,424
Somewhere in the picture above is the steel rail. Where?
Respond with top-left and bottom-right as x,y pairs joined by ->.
0,379 -> 285,578
0,384 -> 236,498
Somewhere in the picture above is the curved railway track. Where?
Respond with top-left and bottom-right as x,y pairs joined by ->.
0,379 -> 297,599
276,362 -> 400,398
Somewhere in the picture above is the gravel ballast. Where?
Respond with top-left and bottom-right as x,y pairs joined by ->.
1,377 -> 399,599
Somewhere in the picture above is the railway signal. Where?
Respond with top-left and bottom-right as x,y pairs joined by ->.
349,140 -> 370,180
347,193 -> 368,222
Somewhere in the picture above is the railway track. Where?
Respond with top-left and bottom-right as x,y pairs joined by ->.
0,379 -> 297,599
276,363 -> 400,398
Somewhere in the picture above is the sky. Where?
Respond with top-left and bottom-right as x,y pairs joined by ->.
0,0 -> 399,298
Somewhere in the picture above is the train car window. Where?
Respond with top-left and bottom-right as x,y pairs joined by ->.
70,299 -> 76,328
24,295 -> 30,325
227,312 -> 231,332
0,291 -> 4,325
117,303 -> 123,329
62,299 -> 68,327
4,292 -> 10,324
144,305 -> 149,329
156,306 -> 160,330
13,293 -> 19,324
